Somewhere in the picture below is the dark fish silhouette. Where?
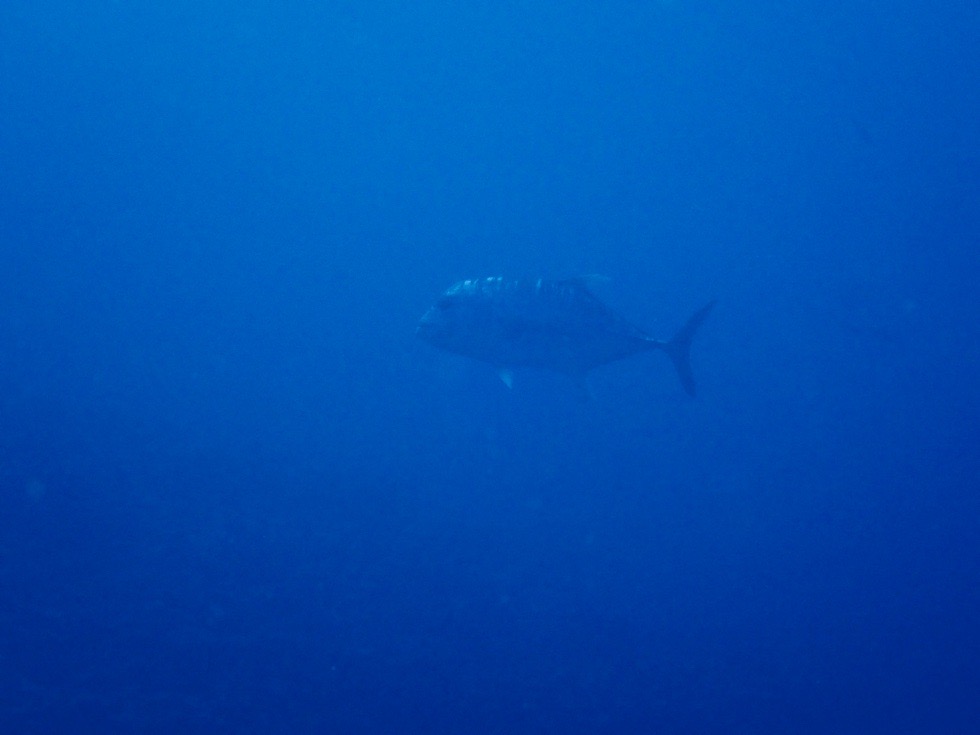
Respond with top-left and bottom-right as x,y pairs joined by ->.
417,277 -> 715,396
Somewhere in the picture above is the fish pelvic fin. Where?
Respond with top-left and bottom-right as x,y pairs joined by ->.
652,301 -> 716,397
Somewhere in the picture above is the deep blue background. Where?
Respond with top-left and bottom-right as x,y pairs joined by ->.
1,2 -> 978,732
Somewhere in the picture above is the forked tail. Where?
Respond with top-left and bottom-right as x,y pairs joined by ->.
655,301 -> 716,397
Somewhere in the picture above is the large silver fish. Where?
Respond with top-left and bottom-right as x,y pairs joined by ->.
417,277 -> 715,396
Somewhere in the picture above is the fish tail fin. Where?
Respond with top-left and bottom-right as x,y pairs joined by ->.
654,301 -> 716,397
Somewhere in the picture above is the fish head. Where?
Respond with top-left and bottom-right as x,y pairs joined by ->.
417,279 -> 498,353
417,279 -> 514,363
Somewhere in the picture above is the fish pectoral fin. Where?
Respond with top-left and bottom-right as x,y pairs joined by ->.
498,369 -> 514,389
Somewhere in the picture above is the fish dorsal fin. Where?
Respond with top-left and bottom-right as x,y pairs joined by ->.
560,274 -> 611,294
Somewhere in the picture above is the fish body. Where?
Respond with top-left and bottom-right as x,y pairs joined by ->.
418,277 -> 714,395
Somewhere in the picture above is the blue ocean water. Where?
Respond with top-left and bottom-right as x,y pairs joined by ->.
1,1 -> 978,732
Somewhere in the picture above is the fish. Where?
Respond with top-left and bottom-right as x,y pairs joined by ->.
417,277 -> 715,396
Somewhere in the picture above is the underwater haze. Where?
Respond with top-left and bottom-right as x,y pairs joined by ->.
1,1 -> 978,732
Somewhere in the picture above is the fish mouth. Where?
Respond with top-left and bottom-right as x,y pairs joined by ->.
416,310 -> 447,345
415,312 -> 435,339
